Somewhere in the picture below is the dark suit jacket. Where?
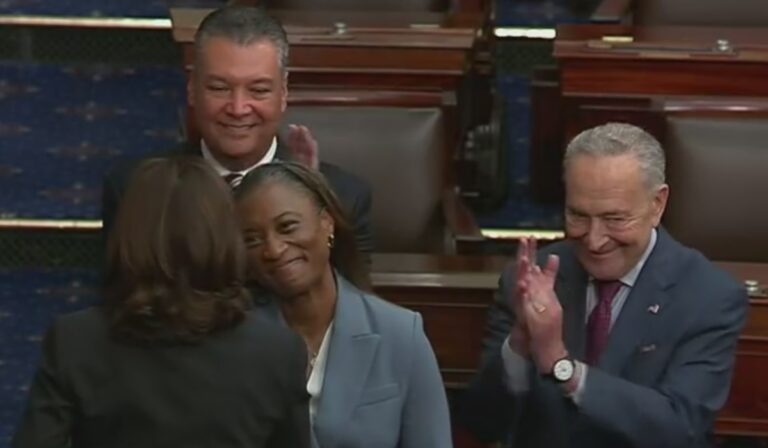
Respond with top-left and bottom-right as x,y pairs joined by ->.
12,307 -> 310,448
459,228 -> 748,448
101,141 -> 374,255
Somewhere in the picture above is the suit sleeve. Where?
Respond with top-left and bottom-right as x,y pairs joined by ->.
12,322 -> 75,448
266,332 -> 311,448
456,264 -> 524,443
578,286 -> 748,448
400,313 -> 453,448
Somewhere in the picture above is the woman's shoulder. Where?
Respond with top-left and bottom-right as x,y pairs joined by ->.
360,292 -> 417,323
238,310 -> 304,350
342,283 -> 422,339
51,306 -> 108,336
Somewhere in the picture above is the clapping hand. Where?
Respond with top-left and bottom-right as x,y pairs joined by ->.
512,238 -> 567,373
286,124 -> 319,170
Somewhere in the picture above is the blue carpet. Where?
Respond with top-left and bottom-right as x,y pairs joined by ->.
0,0 -> 221,18
496,0 -> 590,26
0,62 -> 185,219
475,75 -> 562,229
0,269 -> 100,447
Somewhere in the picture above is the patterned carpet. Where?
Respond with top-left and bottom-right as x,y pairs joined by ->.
0,0 -> 221,17
0,62 -> 185,219
0,269 -> 99,446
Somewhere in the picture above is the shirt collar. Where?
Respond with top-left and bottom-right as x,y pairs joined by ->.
200,137 -> 277,177
618,227 -> 658,287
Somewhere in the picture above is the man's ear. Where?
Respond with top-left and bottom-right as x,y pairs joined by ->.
281,73 -> 288,113
187,74 -> 196,108
651,183 -> 670,227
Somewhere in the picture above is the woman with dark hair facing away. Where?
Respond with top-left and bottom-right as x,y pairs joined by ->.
234,162 -> 452,448
13,156 -> 310,448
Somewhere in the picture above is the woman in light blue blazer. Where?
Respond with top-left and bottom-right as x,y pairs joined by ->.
235,162 -> 452,448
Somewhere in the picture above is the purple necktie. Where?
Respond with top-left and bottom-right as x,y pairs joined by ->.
586,280 -> 623,365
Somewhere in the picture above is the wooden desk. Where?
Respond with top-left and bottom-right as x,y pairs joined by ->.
372,253 -> 768,436
170,8 -> 483,91
531,23 -> 768,202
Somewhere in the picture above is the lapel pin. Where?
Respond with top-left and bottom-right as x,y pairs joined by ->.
639,344 -> 657,353
647,304 -> 660,314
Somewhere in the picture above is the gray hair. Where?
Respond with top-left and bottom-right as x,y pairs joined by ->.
564,122 -> 666,190
194,6 -> 289,74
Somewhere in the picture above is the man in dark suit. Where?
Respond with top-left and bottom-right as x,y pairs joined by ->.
459,123 -> 748,447
102,6 -> 373,254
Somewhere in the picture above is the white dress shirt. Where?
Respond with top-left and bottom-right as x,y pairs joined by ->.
200,137 -> 277,185
307,322 -> 334,424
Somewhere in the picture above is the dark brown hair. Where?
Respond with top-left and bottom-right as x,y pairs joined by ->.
104,155 -> 250,344
235,162 -> 371,291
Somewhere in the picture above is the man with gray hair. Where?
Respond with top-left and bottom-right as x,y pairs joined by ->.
459,123 -> 747,447
102,6 -> 373,254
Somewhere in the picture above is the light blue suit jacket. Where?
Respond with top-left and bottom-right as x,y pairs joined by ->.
254,274 -> 452,448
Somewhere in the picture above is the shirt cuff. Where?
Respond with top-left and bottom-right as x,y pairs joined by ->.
569,360 -> 588,405
500,336 -> 530,394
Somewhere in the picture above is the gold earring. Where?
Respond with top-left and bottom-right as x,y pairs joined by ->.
328,233 -> 335,248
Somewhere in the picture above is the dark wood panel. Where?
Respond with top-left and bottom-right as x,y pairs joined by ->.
560,59 -> 768,97
287,70 -> 462,91
716,338 -> 768,436
290,46 -> 469,71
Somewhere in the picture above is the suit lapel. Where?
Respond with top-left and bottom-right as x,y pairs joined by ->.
599,229 -> 679,374
274,136 -> 291,161
313,275 -> 379,446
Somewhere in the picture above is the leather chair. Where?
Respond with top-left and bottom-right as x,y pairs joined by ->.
662,114 -> 768,262
282,103 -> 481,253
592,0 -> 768,27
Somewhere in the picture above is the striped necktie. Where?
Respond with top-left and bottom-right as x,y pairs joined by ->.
222,173 -> 243,189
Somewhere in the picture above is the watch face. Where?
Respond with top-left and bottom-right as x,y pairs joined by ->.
553,359 -> 574,382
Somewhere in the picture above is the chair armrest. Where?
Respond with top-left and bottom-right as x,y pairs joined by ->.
442,188 -> 484,253
591,0 -> 634,23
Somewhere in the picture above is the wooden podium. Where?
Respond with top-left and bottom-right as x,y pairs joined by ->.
530,23 -> 768,202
